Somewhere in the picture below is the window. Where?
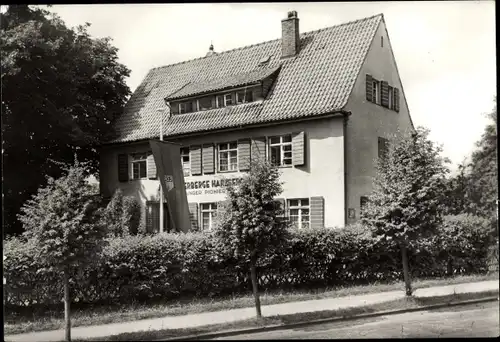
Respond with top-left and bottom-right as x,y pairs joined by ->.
236,89 -> 253,104
381,36 -> 384,47
218,142 -> 238,172
181,147 -> 190,177
131,153 -> 147,180
269,134 -> 292,166
288,198 -> 310,229
372,80 -> 380,105
198,96 -> 212,111
224,93 -> 232,106
360,196 -> 369,212
378,137 -> 389,160
179,101 -> 192,114
201,202 -> 217,231
216,95 -> 224,108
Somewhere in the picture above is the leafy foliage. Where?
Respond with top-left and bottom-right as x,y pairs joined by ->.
215,159 -> 289,262
100,189 -> 142,237
4,222 -> 492,308
361,127 -> 450,248
18,158 -> 108,272
1,5 -> 131,236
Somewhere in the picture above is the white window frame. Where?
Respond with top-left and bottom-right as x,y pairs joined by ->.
218,141 -> 238,172
287,198 -> 310,229
131,153 -> 148,180
200,202 -> 218,231
216,95 -> 224,108
268,134 -> 293,167
372,80 -> 380,105
223,93 -> 233,106
181,147 -> 191,177
179,102 -> 190,114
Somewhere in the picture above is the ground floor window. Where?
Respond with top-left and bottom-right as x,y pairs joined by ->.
288,198 -> 310,229
201,202 -> 218,231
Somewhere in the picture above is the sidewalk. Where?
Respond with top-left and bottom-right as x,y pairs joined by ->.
4,280 -> 498,342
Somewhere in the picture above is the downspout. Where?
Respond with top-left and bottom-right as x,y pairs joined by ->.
342,111 -> 351,227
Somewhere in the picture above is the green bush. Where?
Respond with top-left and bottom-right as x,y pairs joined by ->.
100,189 -> 142,237
4,216 -> 493,308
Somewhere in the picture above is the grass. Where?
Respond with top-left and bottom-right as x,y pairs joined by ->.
70,290 -> 500,341
4,272 -> 498,336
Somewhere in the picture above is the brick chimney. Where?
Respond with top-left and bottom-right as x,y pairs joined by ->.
281,11 -> 300,58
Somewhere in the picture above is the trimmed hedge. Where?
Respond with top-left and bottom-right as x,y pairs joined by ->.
4,215 -> 493,308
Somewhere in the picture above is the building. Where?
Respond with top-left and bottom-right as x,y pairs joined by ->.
99,11 -> 414,233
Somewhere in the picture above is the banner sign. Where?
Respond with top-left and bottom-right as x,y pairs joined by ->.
149,140 -> 191,233
185,177 -> 244,196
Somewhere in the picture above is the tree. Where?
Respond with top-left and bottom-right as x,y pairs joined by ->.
215,158 -> 289,317
100,188 -> 142,237
361,127 -> 450,296
1,5 -> 131,236
18,158 -> 107,341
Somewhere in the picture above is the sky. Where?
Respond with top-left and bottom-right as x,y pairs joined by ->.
4,2 -> 496,173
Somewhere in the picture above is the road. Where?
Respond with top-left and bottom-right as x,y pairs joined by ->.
212,301 -> 500,339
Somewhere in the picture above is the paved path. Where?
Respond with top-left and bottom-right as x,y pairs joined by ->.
4,280 -> 498,342
214,300 -> 500,339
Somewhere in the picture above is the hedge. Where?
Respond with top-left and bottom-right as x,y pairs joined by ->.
4,215 -> 494,308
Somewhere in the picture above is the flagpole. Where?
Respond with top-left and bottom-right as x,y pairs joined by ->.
157,108 -> 165,234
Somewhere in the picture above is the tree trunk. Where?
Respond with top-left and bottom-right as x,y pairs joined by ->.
249,262 -> 262,318
64,270 -> 71,342
400,244 -> 412,296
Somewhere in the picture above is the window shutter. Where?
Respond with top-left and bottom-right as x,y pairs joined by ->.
118,154 -> 128,182
378,137 -> 389,160
147,153 -> 157,179
310,196 -> 324,229
394,88 -> 400,112
191,145 -> 202,175
188,202 -> 199,231
381,81 -> 389,108
366,74 -> 373,102
202,144 -> 215,174
292,131 -> 305,166
238,139 -> 251,171
251,137 -> 266,163
274,198 -> 286,219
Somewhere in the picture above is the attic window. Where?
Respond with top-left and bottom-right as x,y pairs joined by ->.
236,89 -> 253,104
258,56 -> 271,66
179,101 -> 192,114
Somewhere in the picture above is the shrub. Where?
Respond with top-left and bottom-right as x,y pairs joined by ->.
4,219 -> 493,309
101,189 -> 142,237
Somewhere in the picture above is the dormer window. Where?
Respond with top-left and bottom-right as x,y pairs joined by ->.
198,96 -> 212,111
224,93 -> 232,106
179,102 -> 192,114
236,90 -> 253,104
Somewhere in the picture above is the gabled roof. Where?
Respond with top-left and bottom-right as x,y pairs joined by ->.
165,65 -> 281,101
111,14 -> 383,143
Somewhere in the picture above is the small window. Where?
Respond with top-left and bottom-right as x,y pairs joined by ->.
198,96 -> 212,111
288,198 -> 310,229
218,142 -> 238,172
372,81 -> 380,105
381,36 -> 384,47
179,102 -> 192,114
201,202 -> 218,231
224,93 -> 233,106
216,95 -> 225,108
269,134 -> 293,167
131,153 -> 148,180
360,196 -> 369,212
181,147 -> 190,177
236,89 -> 253,104
378,137 -> 389,160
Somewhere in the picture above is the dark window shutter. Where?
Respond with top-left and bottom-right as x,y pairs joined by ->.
381,81 -> 389,108
394,88 -> 400,112
360,196 -> 369,212
292,131 -> 305,166
188,202 -> 199,231
191,145 -> 202,175
202,144 -> 215,174
118,154 -> 128,182
310,196 -> 324,229
274,198 -> 286,215
366,74 -> 373,102
251,137 -> 266,164
238,139 -> 251,171
147,153 -> 157,179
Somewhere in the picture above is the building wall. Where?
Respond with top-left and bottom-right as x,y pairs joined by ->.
100,116 -> 346,230
343,19 -> 415,224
